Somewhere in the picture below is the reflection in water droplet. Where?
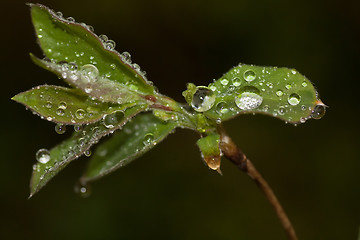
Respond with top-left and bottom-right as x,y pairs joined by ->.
55,124 -> 66,134
216,102 -> 229,115
244,70 -> 256,82
191,87 -> 216,112
288,93 -> 301,106
103,111 -> 125,128
235,86 -> 263,110
311,104 -> 326,119
232,77 -> 241,87
74,181 -> 92,198
36,149 -> 51,164
75,109 -> 86,119
276,90 -> 284,97
80,64 -> 99,82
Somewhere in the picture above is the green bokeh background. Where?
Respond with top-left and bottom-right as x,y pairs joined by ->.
2,0 -> 359,239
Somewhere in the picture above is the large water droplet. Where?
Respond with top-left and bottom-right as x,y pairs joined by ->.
243,70 -> 256,82
235,86 -> 263,110
80,64 -> 99,82
55,124 -> 66,134
75,109 -> 86,119
311,104 -> 326,119
191,87 -> 216,112
216,102 -> 229,115
103,111 -> 125,128
36,149 -> 51,164
288,93 -> 301,106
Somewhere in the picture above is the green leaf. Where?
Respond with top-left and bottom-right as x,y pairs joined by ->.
81,113 -> 178,184
183,64 -> 326,124
30,104 -> 147,197
196,133 -> 221,172
30,3 -> 154,95
12,85 -> 139,124
30,54 -> 147,104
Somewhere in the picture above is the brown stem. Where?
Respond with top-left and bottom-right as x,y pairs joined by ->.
218,126 -> 298,240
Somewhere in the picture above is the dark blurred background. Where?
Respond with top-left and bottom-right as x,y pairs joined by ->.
2,0 -> 359,239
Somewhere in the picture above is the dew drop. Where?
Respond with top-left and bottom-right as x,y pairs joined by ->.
191,87 -> 216,112
276,90 -> 284,97
300,117 -> 306,123
74,181 -> 92,198
302,81 -> 308,87
80,64 -> 99,82
84,149 -> 92,157
85,87 -> 93,94
301,105 -> 306,111
66,17 -> 75,22
232,77 -> 241,87
103,111 -> 125,128
75,109 -> 86,119
55,124 -> 66,134
105,40 -> 116,50
243,70 -> 256,82
209,86 -> 217,91
235,86 -> 263,110
216,102 -> 229,115
121,52 -> 132,63
288,93 -> 301,106
311,104 -> 326,119
278,107 -> 286,115
99,34 -> 108,42
36,149 -> 51,164
74,124 -> 83,132
46,101 -> 52,108
143,133 -> 154,146
58,102 -> 67,109
285,84 -> 292,90
56,108 -> 65,116
110,63 -> 116,70
220,79 -> 229,86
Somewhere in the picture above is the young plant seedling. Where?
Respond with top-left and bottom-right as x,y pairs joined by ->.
13,4 -> 326,240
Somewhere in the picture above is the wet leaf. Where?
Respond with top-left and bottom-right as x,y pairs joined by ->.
12,85 -> 139,124
30,3 -> 154,95
81,113 -> 178,184
196,133 -> 221,172
183,64 -> 325,124
30,54 -> 146,104
30,104 -> 147,197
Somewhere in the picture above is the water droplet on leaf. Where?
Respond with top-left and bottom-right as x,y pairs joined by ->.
56,108 -> 65,116
36,149 -> 51,164
220,79 -> 229,86
288,93 -> 301,106
80,64 -> 99,82
244,70 -> 256,82
191,87 -> 216,112
143,133 -> 154,146
55,124 -> 66,134
103,111 -> 125,128
311,104 -> 326,119
276,90 -> 284,97
235,86 -> 263,110
75,109 -> 86,119
216,102 -> 229,114
232,77 -> 241,87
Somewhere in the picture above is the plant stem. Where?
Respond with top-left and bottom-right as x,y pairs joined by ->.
218,126 -> 298,240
